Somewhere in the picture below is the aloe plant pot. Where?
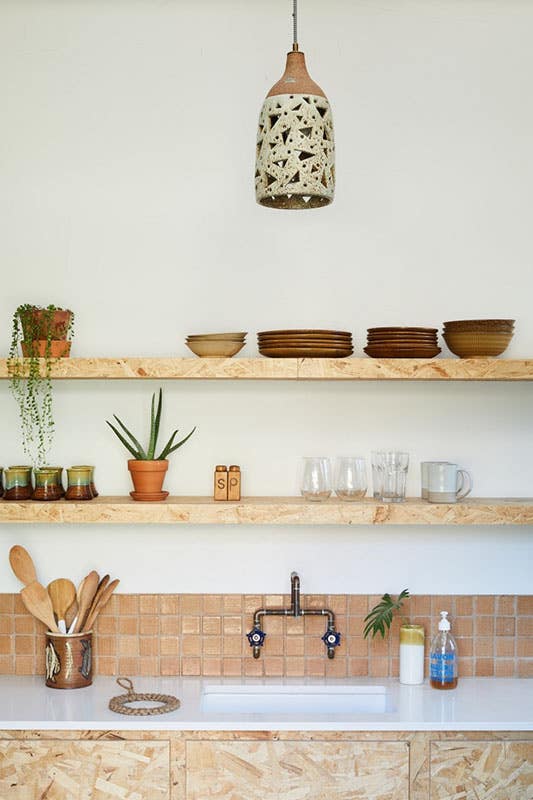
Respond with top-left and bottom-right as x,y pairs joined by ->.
128,459 -> 169,501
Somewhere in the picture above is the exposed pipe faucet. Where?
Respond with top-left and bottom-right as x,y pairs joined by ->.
246,572 -> 341,659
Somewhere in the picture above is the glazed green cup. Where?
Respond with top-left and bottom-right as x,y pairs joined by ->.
65,467 -> 94,501
33,468 -> 63,501
70,465 -> 98,497
4,466 -> 33,500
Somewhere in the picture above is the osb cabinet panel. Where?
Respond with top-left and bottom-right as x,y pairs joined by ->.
430,740 -> 533,800
186,740 -> 409,800
0,739 -> 170,799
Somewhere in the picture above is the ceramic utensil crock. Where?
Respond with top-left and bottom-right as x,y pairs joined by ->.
45,631 -> 93,689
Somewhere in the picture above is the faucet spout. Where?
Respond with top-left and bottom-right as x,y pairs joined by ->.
290,571 -> 301,615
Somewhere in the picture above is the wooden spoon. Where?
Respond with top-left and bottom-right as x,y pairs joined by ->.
47,578 -> 76,634
72,571 -> 99,634
86,574 -> 110,618
65,599 -> 78,632
83,579 -> 120,632
9,545 -> 38,586
20,581 -> 60,633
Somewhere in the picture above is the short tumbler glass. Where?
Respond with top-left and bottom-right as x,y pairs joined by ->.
334,457 -> 367,501
377,451 -> 409,503
301,457 -> 332,502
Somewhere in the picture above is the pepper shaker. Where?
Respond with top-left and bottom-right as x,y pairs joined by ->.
228,465 -> 241,501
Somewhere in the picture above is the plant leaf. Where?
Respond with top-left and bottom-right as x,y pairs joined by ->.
157,426 -> 196,460
147,392 -> 156,460
153,388 -> 162,456
106,421 -> 142,459
113,414 -> 147,460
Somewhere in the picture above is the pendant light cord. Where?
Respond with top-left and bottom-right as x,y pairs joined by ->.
292,0 -> 299,50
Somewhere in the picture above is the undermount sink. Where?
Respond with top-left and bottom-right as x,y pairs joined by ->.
202,684 -> 394,715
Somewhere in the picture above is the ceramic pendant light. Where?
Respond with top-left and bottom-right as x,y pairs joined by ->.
255,0 -> 335,209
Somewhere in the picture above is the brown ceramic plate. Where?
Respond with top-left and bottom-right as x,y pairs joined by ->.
364,347 -> 441,359
259,337 -> 353,346
260,347 -> 353,358
258,329 -> 352,338
367,327 -> 438,333
366,334 -> 437,342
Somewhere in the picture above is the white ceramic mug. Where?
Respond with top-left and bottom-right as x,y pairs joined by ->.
427,463 -> 472,503
421,461 -> 450,499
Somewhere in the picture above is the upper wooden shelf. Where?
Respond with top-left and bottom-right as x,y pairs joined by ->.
0,357 -> 532,381
0,496 -> 532,525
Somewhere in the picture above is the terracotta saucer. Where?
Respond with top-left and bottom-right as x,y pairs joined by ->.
130,491 -> 169,501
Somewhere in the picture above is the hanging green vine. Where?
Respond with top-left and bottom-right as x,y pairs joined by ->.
8,304 -> 74,466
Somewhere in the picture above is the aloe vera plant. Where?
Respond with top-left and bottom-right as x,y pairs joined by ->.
106,388 -> 196,460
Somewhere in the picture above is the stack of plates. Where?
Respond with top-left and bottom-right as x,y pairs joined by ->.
443,319 -> 514,358
364,327 -> 440,359
258,329 -> 353,358
186,332 -> 247,358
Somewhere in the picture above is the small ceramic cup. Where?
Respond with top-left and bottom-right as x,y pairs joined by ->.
427,463 -> 473,503
70,465 -> 98,497
45,631 -> 93,689
4,466 -> 33,500
46,467 -> 65,497
65,467 -> 94,501
32,468 -> 63,501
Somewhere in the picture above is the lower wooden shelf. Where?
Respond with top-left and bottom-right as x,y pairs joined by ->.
0,496 -> 532,525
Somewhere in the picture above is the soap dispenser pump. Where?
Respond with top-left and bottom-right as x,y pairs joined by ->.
430,611 -> 458,690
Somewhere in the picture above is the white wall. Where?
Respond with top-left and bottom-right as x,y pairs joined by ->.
0,0 -> 532,595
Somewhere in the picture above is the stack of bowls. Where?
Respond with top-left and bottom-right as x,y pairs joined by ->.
443,320 -> 515,358
257,330 -> 353,358
186,332 -> 247,358
364,327 -> 440,358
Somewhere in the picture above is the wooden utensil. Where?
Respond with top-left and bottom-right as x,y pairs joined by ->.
9,545 -> 38,586
82,579 -> 120,632
72,571 -> 99,633
47,578 -> 76,634
20,581 -> 60,633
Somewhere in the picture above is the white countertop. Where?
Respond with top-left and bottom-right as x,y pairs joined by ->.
0,676 -> 532,731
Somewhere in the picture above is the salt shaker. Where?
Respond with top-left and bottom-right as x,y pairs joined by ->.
214,465 -> 228,501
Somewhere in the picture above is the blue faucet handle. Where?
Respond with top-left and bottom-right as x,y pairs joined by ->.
247,627 -> 266,647
322,629 -> 341,648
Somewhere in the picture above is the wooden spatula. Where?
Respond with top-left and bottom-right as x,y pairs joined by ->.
9,545 -> 38,586
47,578 -> 76,634
20,581 -> 60,633
83,579 -> 120,632
72,571 -> 99,633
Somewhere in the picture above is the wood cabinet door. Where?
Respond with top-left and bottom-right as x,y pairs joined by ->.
430,740 -> 533,800
0,739 -> 170,799
186,740 -> 409,800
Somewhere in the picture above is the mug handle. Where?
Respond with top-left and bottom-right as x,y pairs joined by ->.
456,470 -> 472,500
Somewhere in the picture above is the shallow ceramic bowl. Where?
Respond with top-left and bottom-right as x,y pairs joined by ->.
187,332 -> 247,341
186,340 -> 244,358
443,331 -> 513,358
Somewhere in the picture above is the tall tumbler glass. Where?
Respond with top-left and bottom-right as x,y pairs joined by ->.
378,452 -> 409,503
334,457 -> 367,501
371,451 -> 384,499
301,457 -> 332,502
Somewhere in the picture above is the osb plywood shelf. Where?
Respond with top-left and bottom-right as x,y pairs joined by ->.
1,496 -> 532,525
0,357 -> 533,381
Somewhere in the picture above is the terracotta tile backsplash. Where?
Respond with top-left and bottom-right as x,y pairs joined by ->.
0,594 -> 531,678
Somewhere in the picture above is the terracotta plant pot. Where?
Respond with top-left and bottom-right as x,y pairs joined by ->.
128,459 -> 169,501
20,309 -> 72,341
21,340 -> 71,358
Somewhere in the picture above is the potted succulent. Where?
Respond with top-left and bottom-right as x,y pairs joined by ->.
8,304 -> 75,466
107,388 -> 196,501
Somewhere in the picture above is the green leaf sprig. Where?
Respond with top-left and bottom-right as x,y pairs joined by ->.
106,388 -> 196,461
363,589 -> 410,639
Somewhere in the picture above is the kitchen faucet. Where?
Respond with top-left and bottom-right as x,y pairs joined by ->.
246,572 -> 341,659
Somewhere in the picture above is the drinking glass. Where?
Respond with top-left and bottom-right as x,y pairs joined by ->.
371,451 -> 384,498
301,457 -> 332,502
377,452 -> 409,503
334,457 -> 367,501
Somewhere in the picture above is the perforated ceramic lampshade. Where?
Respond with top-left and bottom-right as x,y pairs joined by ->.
255,49 -> 335,209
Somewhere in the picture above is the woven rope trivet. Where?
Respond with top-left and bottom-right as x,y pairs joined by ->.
109,677 -> 180,716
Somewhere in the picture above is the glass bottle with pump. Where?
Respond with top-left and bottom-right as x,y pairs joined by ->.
430,611 -> 458,690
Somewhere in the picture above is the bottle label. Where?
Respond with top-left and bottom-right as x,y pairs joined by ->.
430,652 -> 455,682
